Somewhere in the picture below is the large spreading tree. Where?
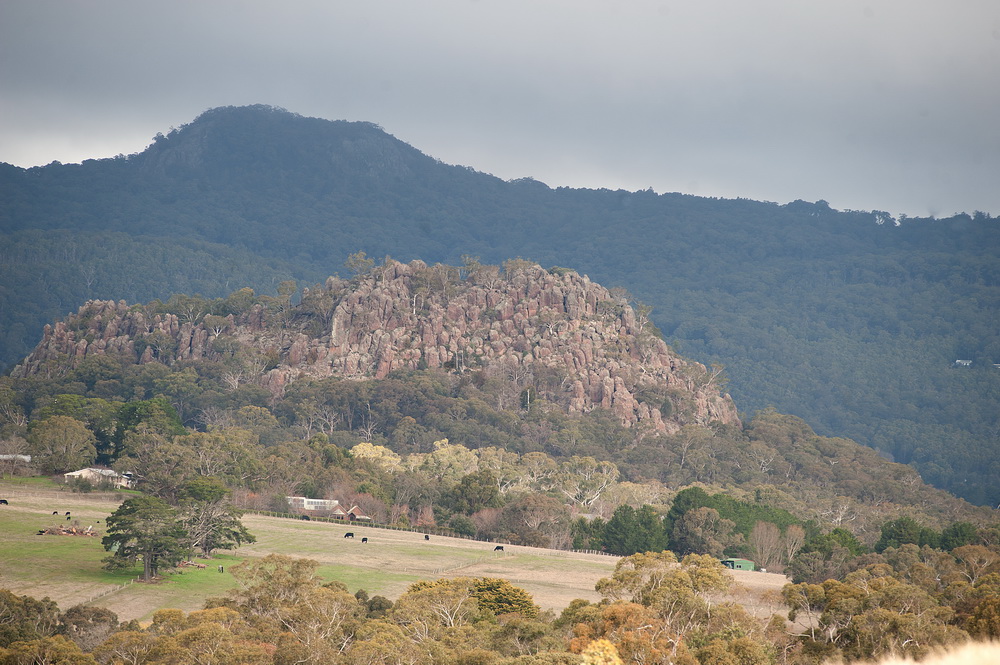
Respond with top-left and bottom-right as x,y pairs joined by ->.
26,415 -> 97,474
102,495 -> 189,582
177,476 -> 256,556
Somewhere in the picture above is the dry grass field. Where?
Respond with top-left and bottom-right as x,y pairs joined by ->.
0,482 -> 792,623
238,513 -> 619,610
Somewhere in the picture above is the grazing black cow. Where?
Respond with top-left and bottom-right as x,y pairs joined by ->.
0,499 -> 8,505
424,534 -> 430,541
361,537 -> 368,543
53,511 -> 59,515
65,511 -> 71,516
344,532 -> 354,538
66,515 -> 72,521
494,545 -> 504,552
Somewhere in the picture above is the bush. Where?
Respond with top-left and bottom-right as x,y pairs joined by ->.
69,477 -> 93,493
450,514 -> 476,537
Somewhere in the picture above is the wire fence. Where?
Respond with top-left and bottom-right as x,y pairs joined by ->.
246,510 -> 480,540
81,576 -> 142,605
432,551 -> 515,575
243,509 -> 622,559
0,488 -> 127,502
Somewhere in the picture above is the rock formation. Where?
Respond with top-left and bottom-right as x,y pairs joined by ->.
13,260 -> 740,433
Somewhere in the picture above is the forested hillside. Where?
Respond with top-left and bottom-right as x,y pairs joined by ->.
1,104 -> 998,504
3,259 -> 991,539
3,258 -> 999,665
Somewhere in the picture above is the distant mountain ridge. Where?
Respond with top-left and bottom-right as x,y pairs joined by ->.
1,104 -> 998,505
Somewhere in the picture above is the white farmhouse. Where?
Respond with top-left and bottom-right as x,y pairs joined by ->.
63,467 -> 133,488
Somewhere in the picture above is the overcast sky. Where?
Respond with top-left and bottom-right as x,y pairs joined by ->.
2,1 -> 998,218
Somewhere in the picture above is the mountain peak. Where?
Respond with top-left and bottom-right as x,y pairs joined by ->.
136,104 -> 421,183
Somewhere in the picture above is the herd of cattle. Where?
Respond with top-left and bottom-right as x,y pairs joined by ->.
342,530 -> 507,551
0,499 -> 509,552
0,500 -> 99,537
0,500 -> 99,523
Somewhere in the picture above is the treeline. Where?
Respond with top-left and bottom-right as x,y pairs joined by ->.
1,553 -> 778,665
2,543 -> 999,665
573,487 -> 805,564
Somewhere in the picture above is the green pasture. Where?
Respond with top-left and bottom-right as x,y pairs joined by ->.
0,486 -> 614,621
0,487 -> 134,607
0,476 -> 62,489
0,517 -> 131,586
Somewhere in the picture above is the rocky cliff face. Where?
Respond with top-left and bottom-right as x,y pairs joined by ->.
13,260 -> 739,433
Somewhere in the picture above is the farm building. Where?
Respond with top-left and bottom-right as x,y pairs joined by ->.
721,558 -> 756,571
345,505 -> 371,521
63,467 -> 133,488
287,496 -> 343,514
286,497 -> 371,521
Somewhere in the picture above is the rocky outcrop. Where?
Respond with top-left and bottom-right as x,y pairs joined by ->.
12,260 -> 740,433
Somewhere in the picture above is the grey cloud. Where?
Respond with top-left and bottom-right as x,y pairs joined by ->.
1,0 -> 998,217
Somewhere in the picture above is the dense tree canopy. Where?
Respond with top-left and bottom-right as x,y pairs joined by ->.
26,415 -> 97,474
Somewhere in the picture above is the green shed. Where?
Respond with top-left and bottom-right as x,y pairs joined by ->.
721,558 -> 755,571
